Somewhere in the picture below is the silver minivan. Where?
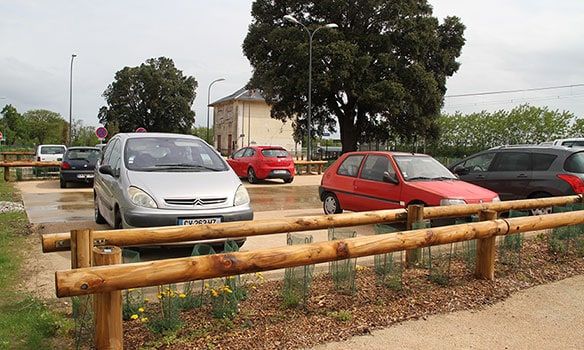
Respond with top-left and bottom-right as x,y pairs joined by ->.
94,133 -> 253,236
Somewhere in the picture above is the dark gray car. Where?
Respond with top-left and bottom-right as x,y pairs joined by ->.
449,145 -> 584,214
93,133 -> 253,234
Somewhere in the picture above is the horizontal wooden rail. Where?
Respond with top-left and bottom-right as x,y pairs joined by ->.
0,151 -> 35,155
42,195 -> 583,253
0,161 -> 61,167
55,210 -> 584,297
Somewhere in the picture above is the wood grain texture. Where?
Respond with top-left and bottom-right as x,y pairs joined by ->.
93,246 -> 123,350
0,161 -> 61,167
406,204 -> 424,267
475,210 -> 498,280
42,195 -> 584,253
55,210 -> 584,297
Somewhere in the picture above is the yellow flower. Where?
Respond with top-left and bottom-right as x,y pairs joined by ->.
356,265 -> 367,271
251,285 -> 257,290
179,293 -> 187,299
140,317 -> 148,323
227,276 -> 235,280
138,307 -> 145,313
210,289 -> 219,297
144,298 -> 150,303
130,314 -> 139,320
204,283 -> 210,289
156,293 -> 163,299
223,286 -> 233,294
128,288 -> 135,292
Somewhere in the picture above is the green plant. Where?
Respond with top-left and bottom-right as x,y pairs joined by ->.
327,310 -> 353,322
281,233 -> 314,308
144,285 -> 182,334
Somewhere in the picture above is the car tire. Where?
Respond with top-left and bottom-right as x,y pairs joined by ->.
114,207 -> 123,229
247,168 -> 257,184
323,192 -> 342,215
94,195 -> 106,224
59,179 -> 67,188
284,177 -> 294,184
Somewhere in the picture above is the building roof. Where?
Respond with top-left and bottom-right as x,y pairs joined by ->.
209,87 -> 265,106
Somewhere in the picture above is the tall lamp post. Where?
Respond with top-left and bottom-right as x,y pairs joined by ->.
69,54 -> 77,146
207,78 -> 226,144
284,15 -> 337,161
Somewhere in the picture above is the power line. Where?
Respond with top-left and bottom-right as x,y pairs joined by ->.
445,83 -> 584,98
444,92 -> 584,109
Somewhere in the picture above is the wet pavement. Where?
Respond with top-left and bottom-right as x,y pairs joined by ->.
249,185 -> 321,211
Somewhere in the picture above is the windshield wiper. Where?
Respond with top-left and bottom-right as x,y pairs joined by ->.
432,176 -> 456,180
153,163 -> 223,171
406,176 -> 434,181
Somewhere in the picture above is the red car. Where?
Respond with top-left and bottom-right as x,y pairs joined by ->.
227,146 -> 295,184
319,151 -> 499,215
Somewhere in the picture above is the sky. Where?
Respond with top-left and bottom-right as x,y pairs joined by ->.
1,0 -> 583,131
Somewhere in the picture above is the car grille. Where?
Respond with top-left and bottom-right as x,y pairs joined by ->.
164,197 -> 228,206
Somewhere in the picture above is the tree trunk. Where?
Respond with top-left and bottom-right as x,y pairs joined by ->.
339,115 -> 358,154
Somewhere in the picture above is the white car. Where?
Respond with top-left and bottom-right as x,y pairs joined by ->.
36,144 -> 67,162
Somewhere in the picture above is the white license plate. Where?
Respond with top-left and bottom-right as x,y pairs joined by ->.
178,217 -> 222,225
273,170 -> 288,174
77,174 -> 94,179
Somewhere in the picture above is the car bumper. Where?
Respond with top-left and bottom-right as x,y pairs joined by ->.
256,167 -> 295,179
121,204 -> 254,228
60,170 -> 95,183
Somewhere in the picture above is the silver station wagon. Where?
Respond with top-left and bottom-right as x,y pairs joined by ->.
94,133 -> 253,241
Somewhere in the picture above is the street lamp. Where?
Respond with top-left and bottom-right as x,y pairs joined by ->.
284,14 -> 337,161
207,78 -> 225,143
69,54 -> 77,146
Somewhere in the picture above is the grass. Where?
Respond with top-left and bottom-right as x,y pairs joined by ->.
0,180 -> 70,349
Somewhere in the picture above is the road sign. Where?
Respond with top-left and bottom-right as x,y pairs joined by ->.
322,132 -> 331,137
135,127 -> 147,133
0,131 -> 3,141
95,127 -> 108,140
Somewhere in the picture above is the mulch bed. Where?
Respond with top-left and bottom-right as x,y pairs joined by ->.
123,236 -> 584,349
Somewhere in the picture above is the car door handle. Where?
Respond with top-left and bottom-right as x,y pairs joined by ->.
517,174 -> 528,178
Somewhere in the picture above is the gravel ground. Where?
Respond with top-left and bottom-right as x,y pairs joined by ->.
0,201 -> 24,213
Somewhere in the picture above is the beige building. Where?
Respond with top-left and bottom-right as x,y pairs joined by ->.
210,88 -> 296,156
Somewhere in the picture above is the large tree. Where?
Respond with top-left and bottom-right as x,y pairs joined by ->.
98,57 -> 198,133
22,109 -> 68,145
243,0 -> 465,152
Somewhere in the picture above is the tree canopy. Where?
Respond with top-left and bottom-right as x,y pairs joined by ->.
98,57 -> 198,133
243,0 -> 465,152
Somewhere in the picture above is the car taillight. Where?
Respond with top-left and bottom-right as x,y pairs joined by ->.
61,161 -> 71,170
557,174 -> 584,193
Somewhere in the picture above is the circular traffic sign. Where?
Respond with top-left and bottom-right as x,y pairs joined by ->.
95,127 -> 108,140
0,131 -> 3,140
135,127 -> 147,133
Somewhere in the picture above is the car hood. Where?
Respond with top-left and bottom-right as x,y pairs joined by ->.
409,179 -> 498,203
126,170 -> 242,208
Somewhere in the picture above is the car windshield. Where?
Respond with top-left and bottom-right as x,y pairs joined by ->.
40,146 -> 66,155
124,137 -> 228,172
393,155 -> 457,181
561,140 -> 584,148
261,149 -> 289,157
66,149 -> 100,161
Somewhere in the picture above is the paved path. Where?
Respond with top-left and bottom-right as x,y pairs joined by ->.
313,274 -> 584,350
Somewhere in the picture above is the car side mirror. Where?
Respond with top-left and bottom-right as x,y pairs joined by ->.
453,165 -> 469,176
99,165 -> 116,177
383,171 -> 399,184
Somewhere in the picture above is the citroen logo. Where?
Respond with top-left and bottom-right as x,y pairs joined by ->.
193,198 -> 203,206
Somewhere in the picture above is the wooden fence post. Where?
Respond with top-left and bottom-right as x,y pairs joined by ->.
71,229 -> 93,269
406,204 -> 424,267
475,210 -> 497,280
3,166 -> 9,182
93,246 -> 123,350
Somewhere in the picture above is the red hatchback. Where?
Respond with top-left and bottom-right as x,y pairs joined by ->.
319,151 -> 499,215
227,146 -> 295,184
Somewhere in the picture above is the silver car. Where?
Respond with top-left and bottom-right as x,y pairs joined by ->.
93,133 -> 253,239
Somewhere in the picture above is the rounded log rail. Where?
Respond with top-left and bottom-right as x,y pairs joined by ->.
55,209 -> 584,297
42,195 -> 583,253
0,160 -> 61,167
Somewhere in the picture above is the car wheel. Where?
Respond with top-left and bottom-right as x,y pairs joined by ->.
284,177 -> 294,184
529,192 -> 552,216
94,194 -> 106,224
60,179 -> 67,188
247,168 -> 257,184
323,192 -> 342,215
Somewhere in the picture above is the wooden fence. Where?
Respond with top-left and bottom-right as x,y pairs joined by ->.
1,160 -> 61,181
45,195 -> 584,349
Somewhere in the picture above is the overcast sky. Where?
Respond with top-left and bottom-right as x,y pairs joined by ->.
1,0 -> 583,130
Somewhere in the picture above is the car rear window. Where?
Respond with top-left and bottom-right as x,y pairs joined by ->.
40,146 -> 66,154
532,153 -> 557,171
261,149 -> 289,158
564,152 -> 584,173
66,149 -> 100,161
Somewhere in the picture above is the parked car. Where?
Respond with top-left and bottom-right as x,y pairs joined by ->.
449,145 -> 584,215
552,138 -> 584,148
93,133 -> 253,247
36,144 -> 67,162
319,151 -> 499,216
59,147 -> 100,188
227,146 -> 295,184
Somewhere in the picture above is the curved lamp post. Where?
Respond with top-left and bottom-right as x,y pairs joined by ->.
69,54 -> 77,146
284,15 -> 337,161
207,78 -> 225,143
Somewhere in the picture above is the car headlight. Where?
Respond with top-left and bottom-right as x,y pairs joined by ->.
128,186 -> 157,208
440,198 -> 466,206
492,196 -> 501,203
234,185 -> 250,206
